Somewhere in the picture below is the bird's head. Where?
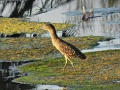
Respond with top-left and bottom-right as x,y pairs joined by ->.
41,23 -> 55,32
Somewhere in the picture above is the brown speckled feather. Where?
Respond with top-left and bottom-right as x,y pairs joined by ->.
54,39 -> 86,59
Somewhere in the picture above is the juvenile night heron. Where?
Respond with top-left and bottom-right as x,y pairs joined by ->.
41,23 -> 86,69
82,7 -> 94,21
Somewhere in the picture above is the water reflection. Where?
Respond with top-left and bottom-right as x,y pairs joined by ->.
0,78 -> 35,90
62,7 -> 120,38
108,0 -> 119,7
0,61 -> 35,90
0,61 -> 64,90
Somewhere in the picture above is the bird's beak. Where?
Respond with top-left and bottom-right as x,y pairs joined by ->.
39,22 -> 50,30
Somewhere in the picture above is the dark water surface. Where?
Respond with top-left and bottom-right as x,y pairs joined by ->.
0,61 -> 35,90
0,0 -> 120,90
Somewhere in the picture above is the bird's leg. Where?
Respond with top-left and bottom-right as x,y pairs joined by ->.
63,55 -> 75,70
63,55 -> 68,70
67,58 -> 75,70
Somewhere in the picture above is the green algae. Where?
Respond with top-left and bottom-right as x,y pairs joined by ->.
0,18 -> 74,35
0,36 -> 109,61
14,50 -> 120,89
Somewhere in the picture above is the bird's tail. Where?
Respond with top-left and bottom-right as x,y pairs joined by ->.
78,52 -> 86,59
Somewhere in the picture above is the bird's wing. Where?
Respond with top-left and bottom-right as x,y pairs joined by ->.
55,39 -> 86,59
57,39 -> 80,57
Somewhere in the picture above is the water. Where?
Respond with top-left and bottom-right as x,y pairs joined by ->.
31,85 -> 63,90
82,38 -> 120,53
0,61 -> 63,90
0,61 -> 34,90
58,7 -> 120,38
0,0 -> 120,90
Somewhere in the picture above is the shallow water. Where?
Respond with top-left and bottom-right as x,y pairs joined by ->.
82,38 -> 120,52
62,7 -> 120,38
0,61 -> 34,90
0,61 -> 64,90
31,85 -> 63,90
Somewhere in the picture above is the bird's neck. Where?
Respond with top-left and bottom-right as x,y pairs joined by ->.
49,29 -> 59,41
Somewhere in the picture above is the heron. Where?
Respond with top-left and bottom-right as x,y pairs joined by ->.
41,23 -> 86,70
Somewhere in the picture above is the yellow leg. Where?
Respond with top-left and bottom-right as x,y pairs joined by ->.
63,55 -> 68,70
68,58 -> 74,69
63,55 -> 74,70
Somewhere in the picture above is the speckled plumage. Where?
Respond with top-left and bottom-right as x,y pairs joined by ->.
41,23 -> 86,69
